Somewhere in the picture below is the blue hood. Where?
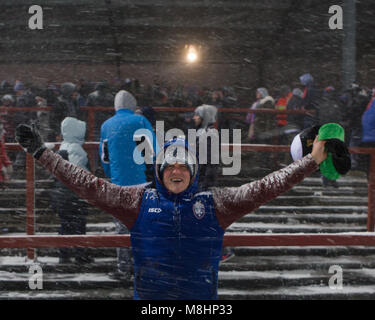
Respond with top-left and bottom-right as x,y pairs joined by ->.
300,73 -> 314,86
155,137 -> 199,201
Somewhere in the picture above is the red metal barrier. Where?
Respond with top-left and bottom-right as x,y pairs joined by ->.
1,234 -> 375,249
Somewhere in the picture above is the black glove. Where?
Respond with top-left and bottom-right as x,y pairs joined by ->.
325,139 -> 351,175
15,124 -> 46,159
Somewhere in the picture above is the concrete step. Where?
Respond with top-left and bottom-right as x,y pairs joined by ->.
218,285 -> 375,300
227,222 -> 366,233
0,271 -> 131,291
0,219 -> 368,234
0,267 -> 374,292
234,246 -> 375,257
0,288 -> 133,300
254,205 -> 368,214
219,255 -> 375,271
240,213 -> 367,225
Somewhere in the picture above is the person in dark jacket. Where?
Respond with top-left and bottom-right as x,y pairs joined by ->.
50,83 -> 81,140
299,73 -> 322,129
15,123 -> 327,299
86,81 -> 115,141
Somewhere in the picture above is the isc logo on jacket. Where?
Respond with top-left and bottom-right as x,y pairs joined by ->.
130,188 -> 224,300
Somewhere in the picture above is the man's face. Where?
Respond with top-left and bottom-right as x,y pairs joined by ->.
193,114 -> 202,127
162,163 -> 191,194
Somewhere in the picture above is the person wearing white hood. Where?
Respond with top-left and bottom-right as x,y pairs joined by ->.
50,117 -> 92,264
99,90 -> 158,281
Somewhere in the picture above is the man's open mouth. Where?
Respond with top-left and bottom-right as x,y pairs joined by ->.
171,178 -> 183,183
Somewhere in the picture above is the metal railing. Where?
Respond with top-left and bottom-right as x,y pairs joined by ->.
0,106 -> 374,261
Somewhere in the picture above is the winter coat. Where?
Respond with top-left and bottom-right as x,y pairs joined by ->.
59,117 -> 89,169
194,104 -> 219,190
362,99 -> 375,143
286,88 -> 304,133
275,91 -> 292,127
344,90 -> 371,130
252,95 -> 275,141
99,92 -> 157,186
301,86 -> 322,128
318,89 -> 344,126
0,136 -> 11,182
38,138 -> 318,300
50,117 -> 89,213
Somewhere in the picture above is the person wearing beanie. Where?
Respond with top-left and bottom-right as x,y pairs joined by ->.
15,123 -> 328,299
99,89 -> 158,281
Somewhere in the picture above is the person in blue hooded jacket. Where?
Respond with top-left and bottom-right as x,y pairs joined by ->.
360,97 -> 375,177
99,90 -> 158,280
15,119 -> 328,299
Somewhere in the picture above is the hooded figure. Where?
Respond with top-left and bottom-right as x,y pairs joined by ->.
246,87 -> 275,141
59,117 -> 88,170
99,90 -> 158,279
99,90 -> 156,186
193,104 -> 219,190
49,117 -> 91,264
132,138 -> 225,299
16,121 -> 328,299
21,133 -> 325,299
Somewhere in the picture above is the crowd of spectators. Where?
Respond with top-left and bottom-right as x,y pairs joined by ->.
0,74 -> 374,178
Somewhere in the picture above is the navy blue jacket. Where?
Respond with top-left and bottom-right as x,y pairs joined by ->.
38,140 -> 319,300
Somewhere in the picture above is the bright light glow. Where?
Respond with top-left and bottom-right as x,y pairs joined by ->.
186,45 -> 198,63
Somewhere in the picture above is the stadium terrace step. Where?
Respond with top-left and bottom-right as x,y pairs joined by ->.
0,174 -> 373,299
0,288 -> 133,300
218,285 -> 375,300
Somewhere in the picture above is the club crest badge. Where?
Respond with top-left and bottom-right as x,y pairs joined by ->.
193,200 -> 205,220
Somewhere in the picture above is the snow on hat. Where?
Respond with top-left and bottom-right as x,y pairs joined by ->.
159,144 -> 196,178
114,90 -> 137,111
